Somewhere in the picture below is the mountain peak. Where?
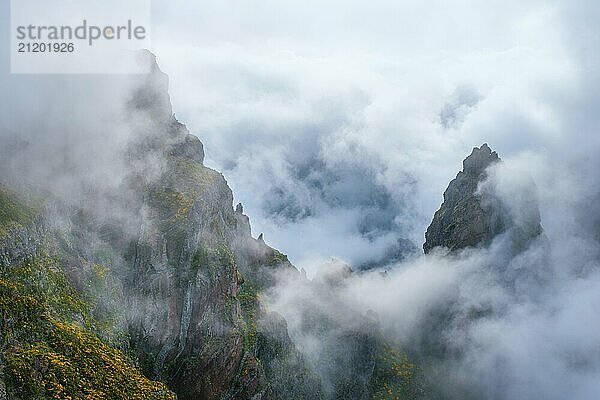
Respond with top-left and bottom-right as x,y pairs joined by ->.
463,143 -> 500,176
423,144 -> 503,253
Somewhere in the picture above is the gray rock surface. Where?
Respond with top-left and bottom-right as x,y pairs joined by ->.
96,54 -> 321,400
423,143 -> 542,254
423,144 -> 503,253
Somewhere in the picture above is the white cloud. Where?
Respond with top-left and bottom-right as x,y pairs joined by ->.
147,0 -> 591,268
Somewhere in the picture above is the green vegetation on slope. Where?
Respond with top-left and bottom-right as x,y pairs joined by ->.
0,186 -> 35,225
0,187 -> 175,400
0,254 -> 175,400
238,278 -> 260,352
371,342 -> 426,400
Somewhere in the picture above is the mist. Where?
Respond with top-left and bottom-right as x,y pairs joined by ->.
265,155 -> 600,399
2,0 -> 600,399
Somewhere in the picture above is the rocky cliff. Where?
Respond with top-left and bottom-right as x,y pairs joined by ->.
423,143 -> 542,255
417,144 -> 547,396
0,51 -> 323,399
73,53 -> 326,400
1,52 -> 423,400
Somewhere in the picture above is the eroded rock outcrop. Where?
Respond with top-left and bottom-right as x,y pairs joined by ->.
424,144 -> 503,253
423,143 -> 542,255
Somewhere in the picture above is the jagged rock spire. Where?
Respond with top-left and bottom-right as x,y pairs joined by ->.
462,143 -> 499,175
423,143 -> 543,254
423,144 -> 503,253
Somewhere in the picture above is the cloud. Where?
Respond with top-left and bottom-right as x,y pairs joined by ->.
265,160 -> 600,398
146,0 -> 590,272
3,0 -> 600,398
144,8 -> 600,396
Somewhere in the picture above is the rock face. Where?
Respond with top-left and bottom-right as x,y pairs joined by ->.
423,143 -> 542,254
117,53 -> 322,400
424,144 -> 503,253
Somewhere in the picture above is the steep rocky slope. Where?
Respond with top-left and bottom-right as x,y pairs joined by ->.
124,54 -> 328,400
1,52 -> 423,400
0,52 -> 320,399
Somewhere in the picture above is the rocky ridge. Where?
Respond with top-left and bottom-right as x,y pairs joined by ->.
0,52 -> 423,400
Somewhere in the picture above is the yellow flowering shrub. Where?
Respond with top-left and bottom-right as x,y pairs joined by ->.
0,255 -> 176,399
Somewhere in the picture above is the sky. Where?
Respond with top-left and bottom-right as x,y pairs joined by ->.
133,0 -> 599,273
